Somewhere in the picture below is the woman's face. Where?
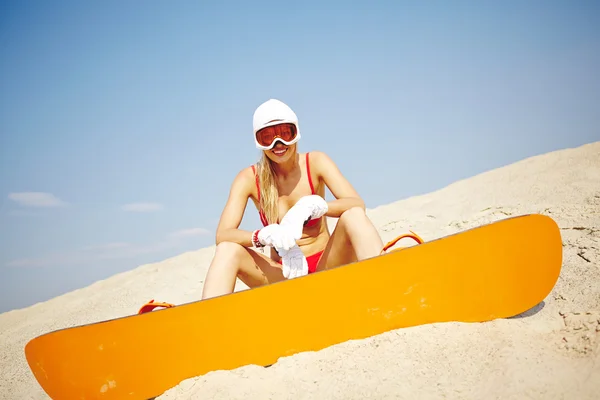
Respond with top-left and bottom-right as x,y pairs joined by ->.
255,122 -> 298,164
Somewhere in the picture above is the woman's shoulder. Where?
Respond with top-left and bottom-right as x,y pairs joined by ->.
306,150 -> 337,170
229,165 -> 257,194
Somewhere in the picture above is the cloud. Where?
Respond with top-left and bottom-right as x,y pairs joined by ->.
8,192 -> 67,207
168,228 -> 211,239
121,202 -> 163,212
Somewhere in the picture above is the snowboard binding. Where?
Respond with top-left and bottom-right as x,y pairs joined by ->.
381,231 -> 425,254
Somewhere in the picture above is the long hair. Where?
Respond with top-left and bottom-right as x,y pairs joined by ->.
257,153 -> 279,224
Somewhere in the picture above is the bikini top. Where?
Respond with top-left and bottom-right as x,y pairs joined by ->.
251,152 -> 321,228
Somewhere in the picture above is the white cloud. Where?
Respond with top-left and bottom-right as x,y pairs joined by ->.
121,202 -> 163,212
168,228 -> 211,239
8,192 -> 67,207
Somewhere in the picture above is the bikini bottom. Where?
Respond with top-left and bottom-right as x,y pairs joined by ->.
277,249 -> 324,274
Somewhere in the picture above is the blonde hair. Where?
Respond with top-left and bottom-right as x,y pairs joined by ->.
257,153 -> 279,224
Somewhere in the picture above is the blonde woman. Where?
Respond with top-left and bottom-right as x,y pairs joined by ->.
201,99 -> 384,299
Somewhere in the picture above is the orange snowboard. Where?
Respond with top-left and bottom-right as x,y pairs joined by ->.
24,214 -> 562,400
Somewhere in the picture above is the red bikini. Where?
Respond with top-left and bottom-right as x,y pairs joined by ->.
251,152 -> 324,273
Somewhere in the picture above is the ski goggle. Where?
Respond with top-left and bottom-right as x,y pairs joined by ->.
254,123 -> 300,150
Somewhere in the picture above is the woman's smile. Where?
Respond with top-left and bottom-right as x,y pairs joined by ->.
272,147 -> 288,156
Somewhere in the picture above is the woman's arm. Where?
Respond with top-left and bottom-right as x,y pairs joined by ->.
311,151 -> 366,217
215,168 -> 256,247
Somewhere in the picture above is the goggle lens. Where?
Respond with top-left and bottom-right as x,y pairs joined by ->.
256,123 -> 297,148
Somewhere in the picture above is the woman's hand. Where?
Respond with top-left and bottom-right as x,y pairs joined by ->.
257,224 -> 297,252
280,195 -> 329,239
280,245 -> 309,279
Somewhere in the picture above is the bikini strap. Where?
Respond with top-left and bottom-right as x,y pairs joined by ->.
306,152 -> 315,194
251,164 -> 261,202
251,165 -> 268,226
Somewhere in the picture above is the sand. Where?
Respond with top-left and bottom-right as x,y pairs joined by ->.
1,141 -> 599,400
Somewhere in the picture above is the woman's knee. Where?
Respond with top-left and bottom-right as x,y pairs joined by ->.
213,241 -> 248,263
338,206 -> 367,226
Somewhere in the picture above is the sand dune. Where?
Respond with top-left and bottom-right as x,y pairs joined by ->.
1,142 -> 599,399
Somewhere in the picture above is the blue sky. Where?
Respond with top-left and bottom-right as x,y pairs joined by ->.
1,1 -> 598,313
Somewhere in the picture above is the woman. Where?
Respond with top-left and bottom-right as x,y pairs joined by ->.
201,99 -> 384,299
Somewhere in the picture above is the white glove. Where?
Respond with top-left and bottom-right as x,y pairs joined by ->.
257,224 -> 297,252
280,195 -> 329,239
280,245 -> 309,279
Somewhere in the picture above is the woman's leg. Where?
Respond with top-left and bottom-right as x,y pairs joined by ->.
316,206 -> 383,271
201,241 -> 285,299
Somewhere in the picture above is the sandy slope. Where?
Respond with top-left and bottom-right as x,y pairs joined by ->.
1,142 -> 598,400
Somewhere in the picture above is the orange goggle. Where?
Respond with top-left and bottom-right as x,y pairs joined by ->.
254,123 -> 299,150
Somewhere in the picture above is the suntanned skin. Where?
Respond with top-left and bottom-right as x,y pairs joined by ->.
201,140 -> 383,299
